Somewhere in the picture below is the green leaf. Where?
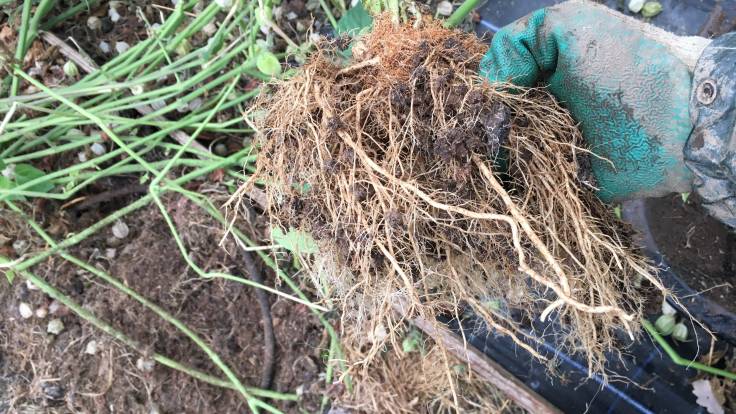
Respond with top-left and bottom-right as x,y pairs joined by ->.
452,364 -> 467,375
14,164 -> 54,193
0,176 -> 11,190
0,175 -> 20,201
336,2 -> 373,36
256,51 -> 282,76
271,227 -> 319,255
613,204 -> 622,220
680,192 -> 690,203
482,299 -> 501,311
401,329 -> 422,354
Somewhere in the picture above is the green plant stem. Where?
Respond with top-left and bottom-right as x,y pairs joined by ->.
10,0 -> 33,97
318,0 -> 339,29
26,0 -> 56,44
444,0 -> 483,28
388,0 -> 400,23
642,319 -> 736,380
41,0 -> 102,29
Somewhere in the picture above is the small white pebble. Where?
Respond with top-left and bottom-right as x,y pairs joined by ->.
628,0 -> 645,13
99,41 -> 111,54
26,280 -> 39,291
108,7 -> 121,23
49,300 -> 62,315
85,340 -> 98,355
171,0 -> 179,5
90,142 -> 106,156
115,41 -> 130,55
35,307 -> 48,319
87,16 -> 102,30
12,239 -> 28,254
286,11 -> 298,21
136,357 -> 155,372
436,1 -> 453,16
214,143 -> 228,156
112,220 -> 129,239
151,23 -> 162,32
188,98 -> 203,111
77,152 -> 88,162
309,33 -> 321,44
130,84 -> 144,96
215,0 -> 231,8
19,303 -> 33,319
272,6 -> 283,21
2,163 -> 15,179
305,0 -> 319,11
47,318 -> 64,335
203,22 -> 217,36
661,300 -> 677,316
372,323 -> 387,343
151,99 -> 167,111
106,248 -> 117,259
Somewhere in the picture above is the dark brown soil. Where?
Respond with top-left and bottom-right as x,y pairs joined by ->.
0,186 -> 328,413
646,194 -> 736,314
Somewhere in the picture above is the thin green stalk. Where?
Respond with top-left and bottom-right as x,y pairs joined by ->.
444,0 -> 483,28
642,319 -> 736,380
3,136 -> 98,163
388,0 -> 400,24
317,0 -> 339,29
10,0 -> 33,97
41,0 -> 102,29
27,0 -> 57,45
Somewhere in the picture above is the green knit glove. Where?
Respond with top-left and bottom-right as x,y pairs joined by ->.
480,1 -> 703,202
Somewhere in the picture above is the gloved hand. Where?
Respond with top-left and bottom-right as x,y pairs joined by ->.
479,0 -> 710,202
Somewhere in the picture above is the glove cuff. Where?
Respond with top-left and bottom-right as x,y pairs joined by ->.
685,32 -> 736,228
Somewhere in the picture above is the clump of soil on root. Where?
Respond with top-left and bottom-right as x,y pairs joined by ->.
245,14 -> 669,405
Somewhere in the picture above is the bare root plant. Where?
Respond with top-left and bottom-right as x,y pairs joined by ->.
236,15 -> 669,411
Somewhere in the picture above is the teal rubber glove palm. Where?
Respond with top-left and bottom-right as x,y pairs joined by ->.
480,0 -> 710,202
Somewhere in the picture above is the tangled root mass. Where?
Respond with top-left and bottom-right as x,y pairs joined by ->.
248,16 -> 667,379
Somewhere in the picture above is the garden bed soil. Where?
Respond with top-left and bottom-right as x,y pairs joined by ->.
646,194 -> 736,315
0,183 -> 328,413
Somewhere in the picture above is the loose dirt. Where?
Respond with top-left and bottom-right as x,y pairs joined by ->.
647,194 -> 736,315
0,182 -> 327,413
